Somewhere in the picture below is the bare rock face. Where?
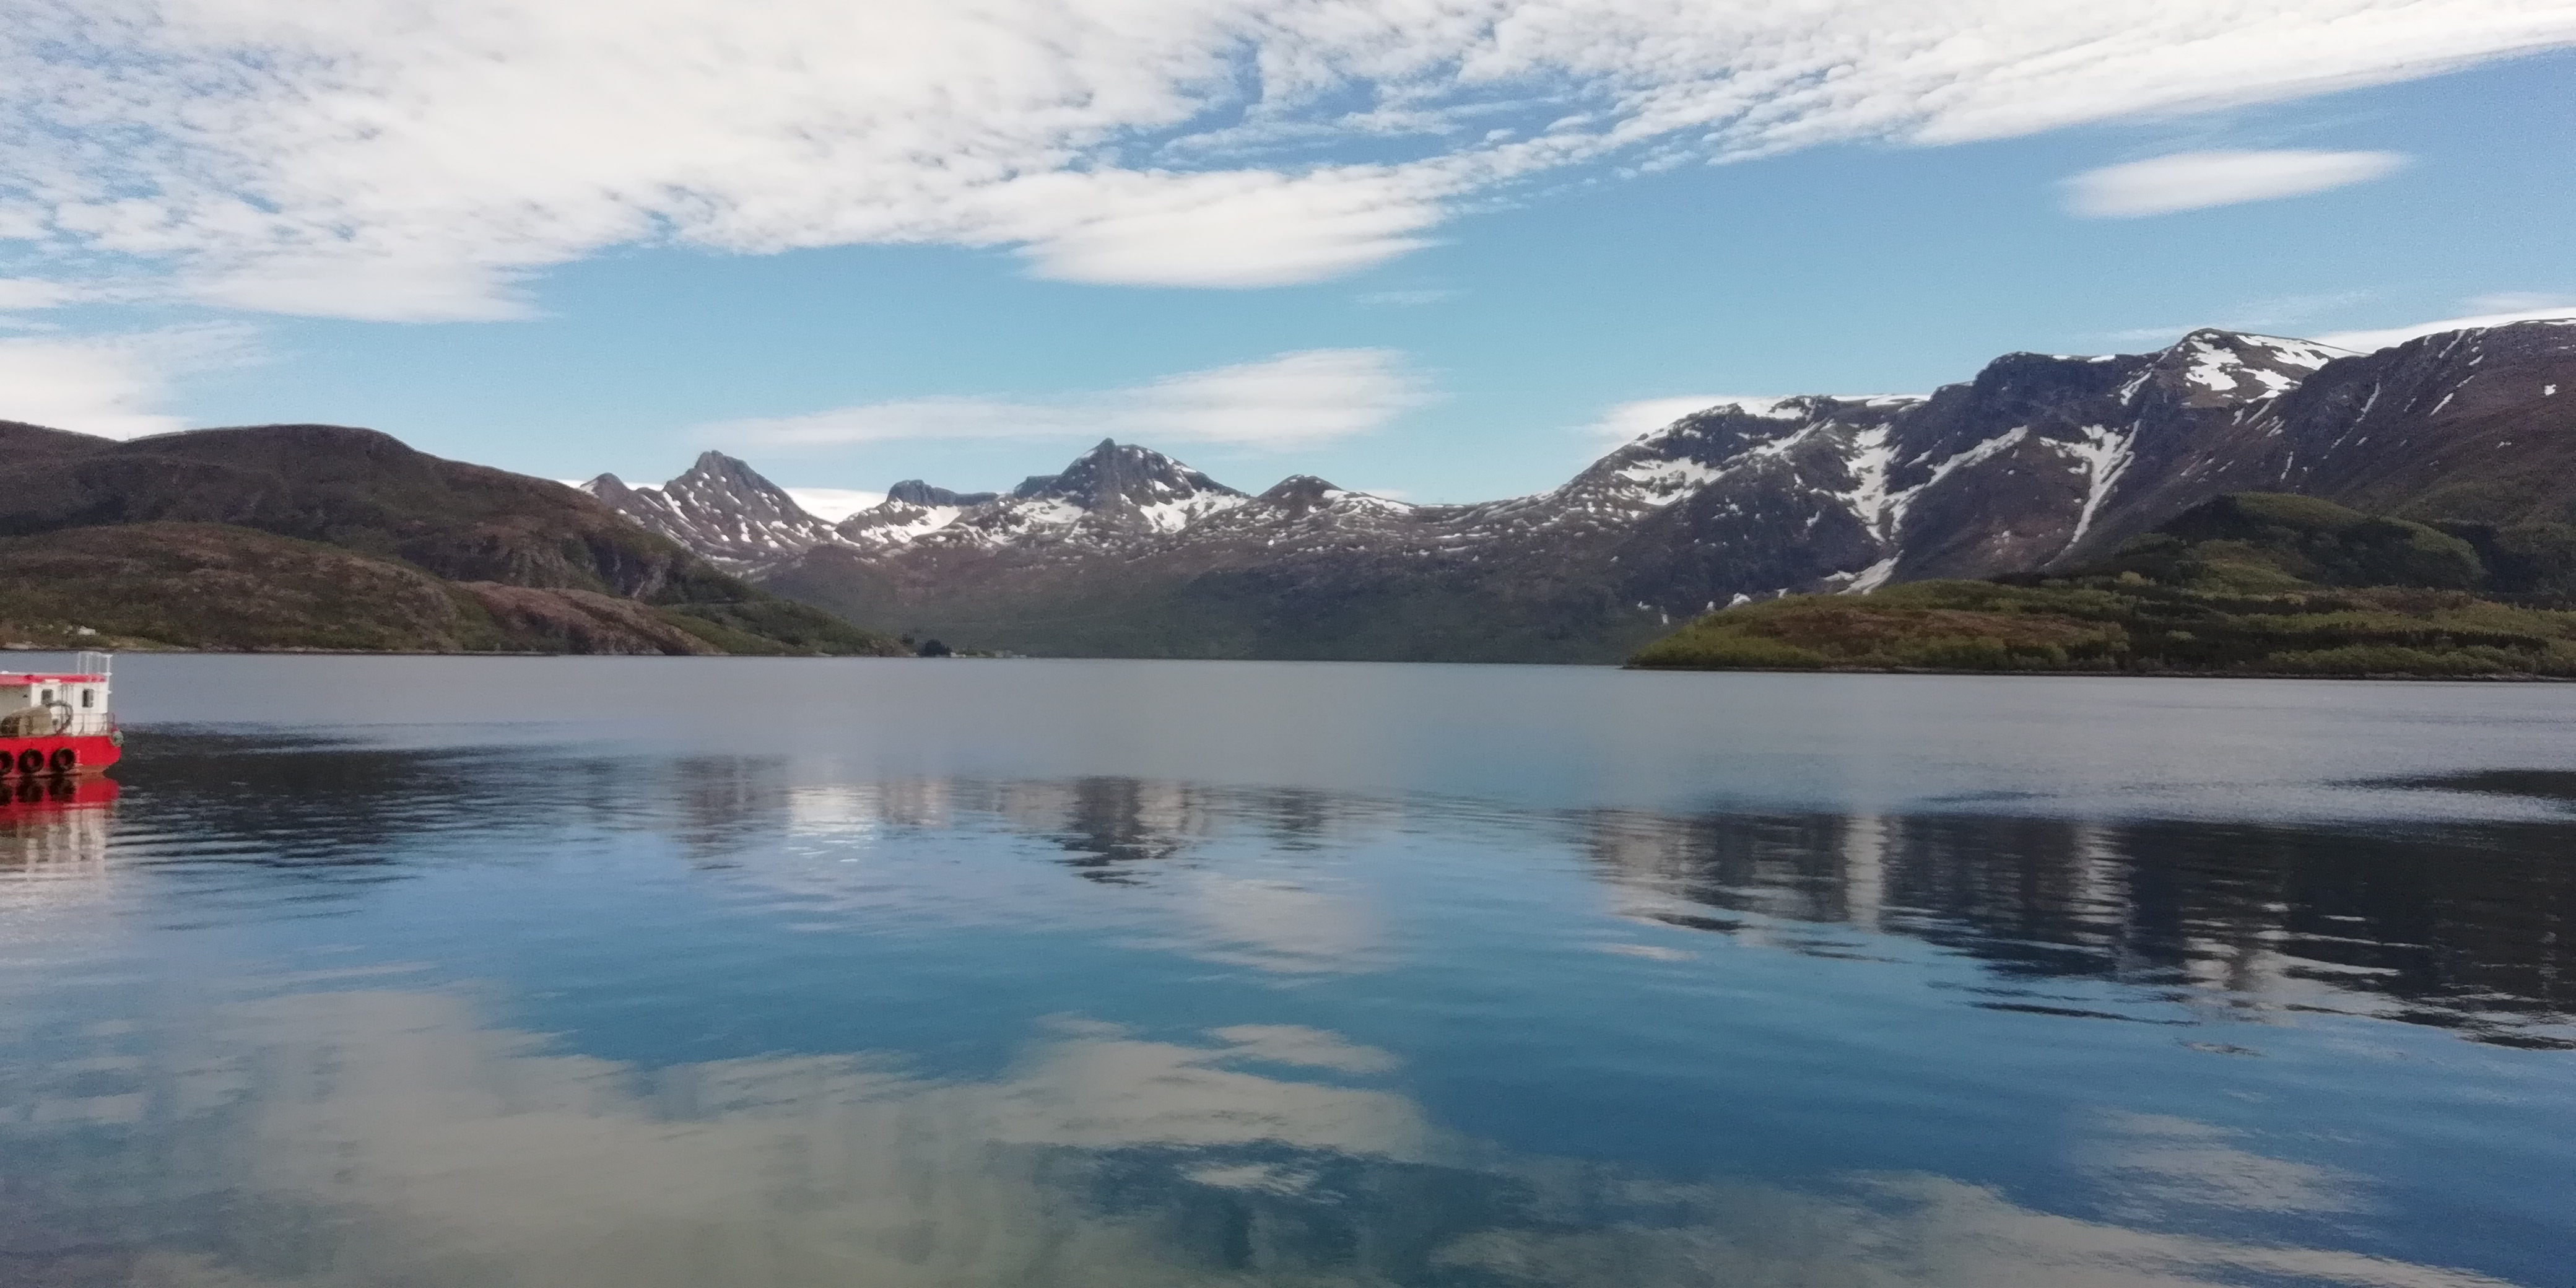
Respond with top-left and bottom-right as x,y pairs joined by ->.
618,322 -> 2576,661
886,480 -> 998,508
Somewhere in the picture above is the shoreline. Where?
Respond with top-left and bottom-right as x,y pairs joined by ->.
11,643 -> 2568,679
2,645 -> 912,659
1625,664 -> 2576,682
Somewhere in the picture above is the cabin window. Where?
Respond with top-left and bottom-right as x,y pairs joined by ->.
80,689 -> 95,709
40,689 -> 53,703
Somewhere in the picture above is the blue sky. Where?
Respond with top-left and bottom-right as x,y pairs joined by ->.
2,2 -> 2572,508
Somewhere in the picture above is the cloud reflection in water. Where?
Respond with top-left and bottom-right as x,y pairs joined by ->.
2,988 -> 2515,1288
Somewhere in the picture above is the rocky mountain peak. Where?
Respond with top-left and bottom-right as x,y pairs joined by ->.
835,477 -> 1000,547
1258,475 -> 1344,505
1250,474 -> 1413,521
582,451 -> 840,568
2147,329 -> 2348,407
581,472 -> 645,505
886,479 -> 998,508
1006,439 -> 1250,532
664,451 -> 812,520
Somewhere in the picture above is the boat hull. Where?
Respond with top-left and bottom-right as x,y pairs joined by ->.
0,734 -> 122,777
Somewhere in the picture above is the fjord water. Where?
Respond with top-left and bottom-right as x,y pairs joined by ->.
3,658 -> 2571,1287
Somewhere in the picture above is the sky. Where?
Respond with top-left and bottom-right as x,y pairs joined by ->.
2,2 -> 2574,508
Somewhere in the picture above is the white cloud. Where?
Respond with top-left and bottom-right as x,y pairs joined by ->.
2317,305 -> 2576,352
1578,396 -> 1741,443
4,2 -> 2570,318
0,324 -> 256,439
2461,290 -> 2576,313
715,349 -> 1430,451
194,258 -> 537,323
0,278 -> 84,311
2063,149 -> 2408,217
783,488 -> 888,522
998,167 -> 1450,288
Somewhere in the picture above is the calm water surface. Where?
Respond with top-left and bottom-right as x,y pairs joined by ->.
1,656 -> 2571,1287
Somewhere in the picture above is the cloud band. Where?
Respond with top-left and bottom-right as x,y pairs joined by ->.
2,2 -> 2569,318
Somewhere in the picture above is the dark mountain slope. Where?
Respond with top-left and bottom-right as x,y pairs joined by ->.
0,523 -> 526,653
0,418 -> 113,459
0,523 -> 737,654
0,423 -> 701,594
0,421 -> 902,655
2265,323 -> 2576,525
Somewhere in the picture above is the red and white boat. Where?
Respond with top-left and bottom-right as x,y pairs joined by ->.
0,651 -> 121,780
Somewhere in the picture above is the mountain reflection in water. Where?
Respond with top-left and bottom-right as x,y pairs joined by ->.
0,725 -> 2568,1287
1582,808 -> 2575,1050
96,735 -> 2576,1051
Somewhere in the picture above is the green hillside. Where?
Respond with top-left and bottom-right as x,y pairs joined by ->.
1630,494 -> 2576,677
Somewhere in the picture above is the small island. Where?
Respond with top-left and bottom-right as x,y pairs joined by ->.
1630,493 -> 2576,678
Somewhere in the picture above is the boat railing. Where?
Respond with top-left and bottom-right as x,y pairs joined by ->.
2,712 -> 116,739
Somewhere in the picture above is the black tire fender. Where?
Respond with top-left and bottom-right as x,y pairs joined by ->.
13,748 -> 43,776
48,747 -> 76,775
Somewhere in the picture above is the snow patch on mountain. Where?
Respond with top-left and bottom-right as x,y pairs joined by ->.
1708,396 -> 1807,420
2054,424 -> 2136,550
1831,427 -> 1897,539
1137,495 -> 1241,532
1616,456 -> 1728,498
1886,427 -> 2031,537
840,503 -> 971,548
1827,556 -> 1902,595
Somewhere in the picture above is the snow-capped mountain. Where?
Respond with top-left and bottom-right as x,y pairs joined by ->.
837,439 -> 1251,552
601,321 -> 2576,661
582,451 -> 841,569
1585,327 -> 2355,612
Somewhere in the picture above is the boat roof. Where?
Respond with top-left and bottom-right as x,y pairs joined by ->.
0,674 -> 105,685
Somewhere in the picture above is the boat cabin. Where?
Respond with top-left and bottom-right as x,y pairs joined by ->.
0,655 -> 113,739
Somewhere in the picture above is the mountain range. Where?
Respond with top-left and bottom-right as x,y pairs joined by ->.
585,320 -> 2576,663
